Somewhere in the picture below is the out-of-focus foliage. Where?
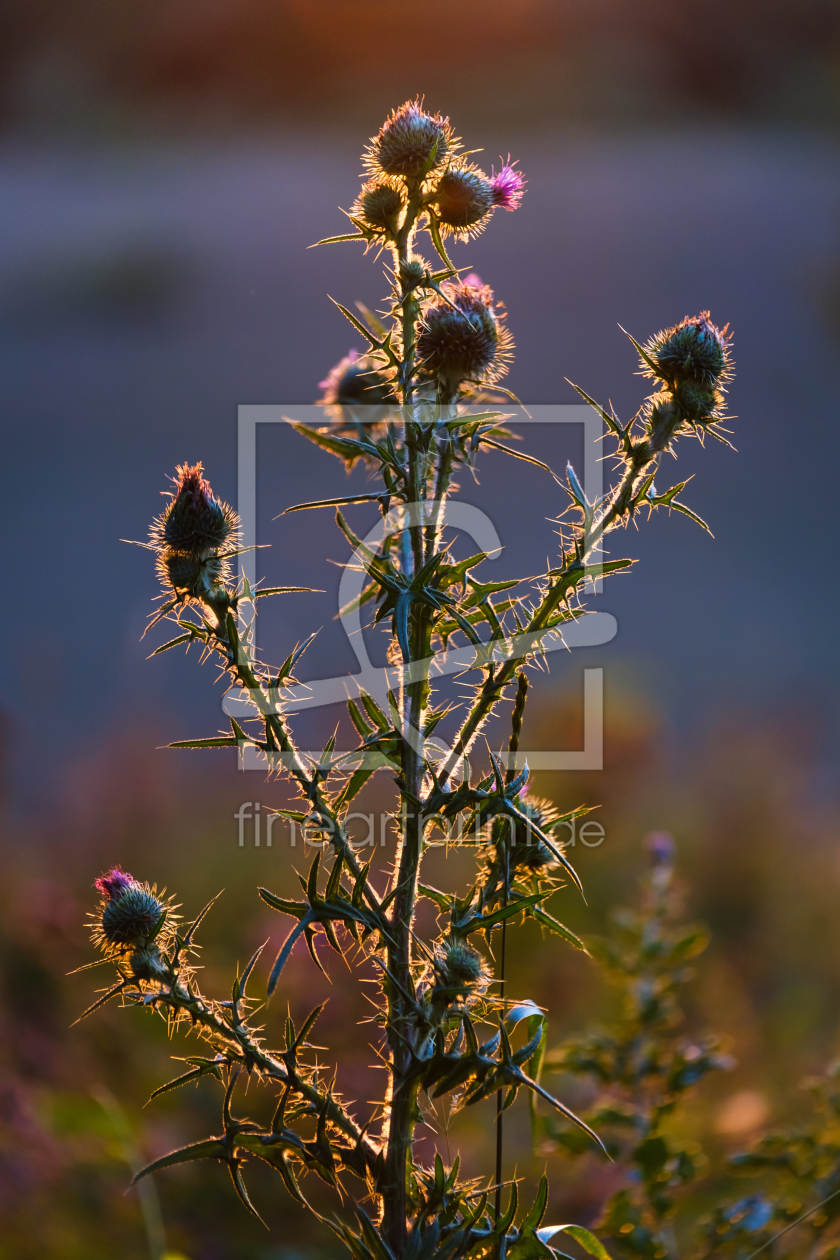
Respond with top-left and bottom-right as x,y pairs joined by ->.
544,834 -> 733,1259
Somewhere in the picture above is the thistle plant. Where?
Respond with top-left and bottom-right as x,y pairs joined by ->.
78,99 -> 736,1258
544,835 -> 733,1260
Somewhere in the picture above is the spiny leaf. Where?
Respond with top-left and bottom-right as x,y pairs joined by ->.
531,907 -> 588,952
168,736 -> 241,750
360,691 -> 389,731
347,698 -> 374,739
284,494 -> 386,514
133,1138 -> 229,1182
254,585 -> 324,597
240,939 -> 269,992
311,231 -> 370,246
480,437 -> 557,478
290,423 -> 380,465
276,630 -> 319,683
267,911 -> 316,995
329,296 -> 383,347
669,499 -> 713,535
71,981 -> 126,1025
540,1226 -> 613,1260
148,1061 -> 224,1101
520,1174 -> 550,1233
228,1159 -> 267,1227
150,632 -> 192,656
183,892 -> 224,945
567,382 -> 623,436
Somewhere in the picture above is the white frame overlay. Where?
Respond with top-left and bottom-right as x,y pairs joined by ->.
225,405 -> 615,771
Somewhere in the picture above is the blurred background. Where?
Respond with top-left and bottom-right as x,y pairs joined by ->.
1,1 -> 840,1256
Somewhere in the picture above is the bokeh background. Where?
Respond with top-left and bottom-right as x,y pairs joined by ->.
1,2 -> 840,1256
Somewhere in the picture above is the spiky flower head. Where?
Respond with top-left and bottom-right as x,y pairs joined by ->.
353,178 -> 404,234
94,869 -> 167,947
641,312 -> 733,389
490,158 -> 526,211
154,462 -> 237,555
367,99 -> 453,179
416,280 -> 513,395
431,165 -> 494,238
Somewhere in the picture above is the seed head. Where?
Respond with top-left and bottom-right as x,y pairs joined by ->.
353,178 -> 404,234
367,99 -> 453,179
153,462 -> 238,555
416,280 -> 513,394
431,166 -> 494,238
641,312 -> 733,388
490,158 -> 526,211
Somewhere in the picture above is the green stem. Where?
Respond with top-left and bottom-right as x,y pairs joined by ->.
380,196 -> 439,1254
436,431 -> 666,788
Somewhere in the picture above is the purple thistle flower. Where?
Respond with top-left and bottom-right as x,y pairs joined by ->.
490,159 -> 526,211
94,867 -> 135,901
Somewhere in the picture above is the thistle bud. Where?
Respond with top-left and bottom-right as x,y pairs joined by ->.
150,463 -> 238,604
431,166 -> 494,237
367,99 -> 452,178
129,946 -> 170,981
353,179 -> 404,234
640,312 -> 733,389
432,940 -> 490,1003
491,796 -> 562,872
157,463 -> 237,554
416,280 -> 513,395
398,257 -> 428,292
319,349 -> 398,409
95,868 -> 166,947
